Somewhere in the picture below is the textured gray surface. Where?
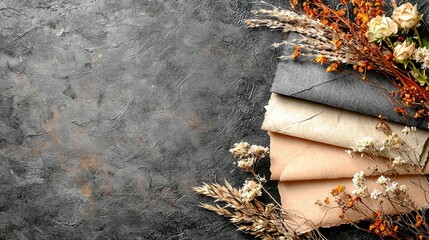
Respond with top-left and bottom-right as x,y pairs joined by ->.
0,0 -> 382,239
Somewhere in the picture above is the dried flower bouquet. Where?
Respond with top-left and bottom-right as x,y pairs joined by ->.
247,0 -> 429,122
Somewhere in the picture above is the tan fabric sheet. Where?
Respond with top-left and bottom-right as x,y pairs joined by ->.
278,176 -> 429,234
262,93 -> 429,167
269,132 -> 429,181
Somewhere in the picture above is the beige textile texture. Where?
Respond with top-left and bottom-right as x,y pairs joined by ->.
262,93 -> 429,167
278,176 -> 429,233
262,94 -> 429,233
269,131 -> 429,181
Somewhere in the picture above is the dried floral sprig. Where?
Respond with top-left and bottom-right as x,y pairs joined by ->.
230,142 -> 269,172
347,123 -> 422,171
318,171 -> 429,239
195,142 -> 327,239
194,180 -> 296,240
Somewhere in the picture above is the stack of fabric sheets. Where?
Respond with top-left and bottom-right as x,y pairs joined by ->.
262,48 -> 429,233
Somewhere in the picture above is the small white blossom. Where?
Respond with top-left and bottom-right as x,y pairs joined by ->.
240,180 -> 262,202
237,158 -> 255,172
399,184 -> 408,192
413,47 -> 429,69
249,145 -> 269,159
392,156 -> 407,167
402,126 -> 411,135
383,133 -> 402,150
376,175 -> 390,185
401,126 -> 416,135
386,181 -> 399,192
351,171 -> 369,198
352,186 -> 369,198
256,175 -> 267,183
352,171 -> 366,187
353,137 -> 377,152
230,142 -> 251,159
370,189 -> 383,199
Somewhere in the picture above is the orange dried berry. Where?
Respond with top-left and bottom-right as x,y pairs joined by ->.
414,112 -> 421,118
394,107 -> 406,116
291,46 -> 301,59
315,55 -> 328,64
324,197 -> 330,204
385,53 -> 394,61
373,211 -> 382,218
415,215 -> 423,227
331,184 -> 345,196
333,39 -> 343,49
330,23 -> 340,31
326,62 -> 340,72
290,0 -> 298,9
357,13 -> 369,23
336,9 -> 346,17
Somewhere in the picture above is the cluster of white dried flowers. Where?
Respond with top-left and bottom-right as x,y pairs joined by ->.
351,171 -> 370,198
347,126 -> 419,169
349,173 -> 408,200
369,175 -> 407,200
195,140 -> 298,239
392,156 -> 407,167
401,126 -> 417,135
350,133 -> 403,155
413,47 -> 429,69
370,189 -> 383,200
353,137 -> 380,153
239,180 -> 263,202
229,142 -> 269,172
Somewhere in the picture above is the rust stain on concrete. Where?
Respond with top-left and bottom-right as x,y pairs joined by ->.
80,185 -> 92,198
80,156 -> 102,171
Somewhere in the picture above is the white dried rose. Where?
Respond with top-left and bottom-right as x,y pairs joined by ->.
367,15 -> 398,42
392,3 -> 420,29
394,41 -> 415,61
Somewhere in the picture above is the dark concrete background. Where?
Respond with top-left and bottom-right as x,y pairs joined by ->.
0,0 -> 377,239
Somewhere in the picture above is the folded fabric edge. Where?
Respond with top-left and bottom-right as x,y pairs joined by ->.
262,93 -> 429,171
